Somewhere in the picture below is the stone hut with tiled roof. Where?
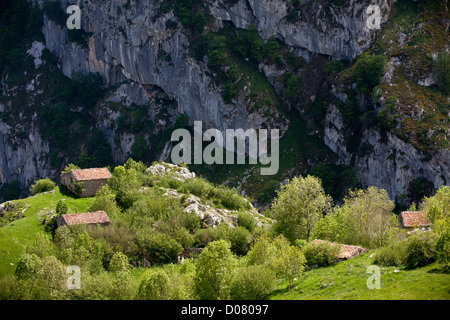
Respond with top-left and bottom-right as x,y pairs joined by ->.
399,211 -> 432,229
61,167 -> 112,197
56,211 -> 111,228
311,239 -> 368,260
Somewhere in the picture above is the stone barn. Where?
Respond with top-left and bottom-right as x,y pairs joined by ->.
56,211 -> 111,228
61,167 -> 111,197
310,239 -> 368,260
399,211 -> 432,230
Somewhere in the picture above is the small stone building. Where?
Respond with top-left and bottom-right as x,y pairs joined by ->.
56,211 -> 111,228
60,167 -> 111,197
399,211 -> 432,229
311,239 -> 368,260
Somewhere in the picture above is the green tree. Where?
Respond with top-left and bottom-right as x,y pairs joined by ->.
108,252 -> 129,272
73,150 -> 91,169
311,213 -> 341,243
62,163 -> 81,174
271,175 -> 332,242
245,236 -> 278,266
36,256 -> 67,299
303,240 -> 340,267
194,240 -> 237,300
30,178 -> 55,194
88,185 -> 121,218
285,73 -> 301,100
231,265 -> 276,300
15,254 -> 42,280
436,227 -> 450,270
420,186 -> 450,234
271,245 -> 306,289
138,269 -> 170,300
336,187 -> 397,248
56,200 -> 68,216
353,52 -> 386,94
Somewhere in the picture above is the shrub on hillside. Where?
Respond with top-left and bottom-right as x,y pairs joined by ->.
404,233 -> 437,269
353,52 -> 386,94
303,241 -> 340,267
137,232 -> 182,264
185,177 -> 213,199
228,226 -> 252,256
231,265 -> 276,300
138,269 -> 170,300
194,240 -> 237,300
29,178 -> 55,194
237,212 -> 257,232
55,200 -> 68,216
212,186 -> 251,211
373,241 -> 409,267
436,227 -> 450,270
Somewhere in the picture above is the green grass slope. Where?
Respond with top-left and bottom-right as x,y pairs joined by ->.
0,188 -> 93,275
270,250 -> 450,300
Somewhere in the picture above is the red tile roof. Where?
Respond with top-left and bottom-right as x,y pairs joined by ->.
400,211 -> 431,228
60,211 -> 111,226
70,168 -> 112,181
311,239 -> 368,260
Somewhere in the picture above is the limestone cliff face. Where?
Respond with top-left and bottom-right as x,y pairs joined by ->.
324,103 -> 450,201
0,120 -> 52,188
210,0 -> 392,61
40,0 -> 287,132
2,0 -> 447,203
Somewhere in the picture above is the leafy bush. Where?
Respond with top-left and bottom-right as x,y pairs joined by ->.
231,265 -> 276,300
237,212 -> 257,232
185,177 -> 213,199
271,175 -> 332,243
108,252 -> 129,272
56,200 -> 68,216
195,240 -> 237,300
303,241 -> 340,267
89,185 -> 121,218
436,228 -> 450,270
29,178 -> 55,194
373,241 -> 409,267
404,234 -> 437,269
138,269 -> 170,300
228,226 -> 252,255
353,52 -> 386,94
129,193 -> 184,221
212,186 -> 251,211
271,245 -> 306,289
137,232 -> 182,264
285,73 -> 301,100
15,254 -> 42,280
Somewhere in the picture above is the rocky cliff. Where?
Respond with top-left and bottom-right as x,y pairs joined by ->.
0,0 -> 448,204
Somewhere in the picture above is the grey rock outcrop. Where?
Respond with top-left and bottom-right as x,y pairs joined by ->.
209,0 -> 392,61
